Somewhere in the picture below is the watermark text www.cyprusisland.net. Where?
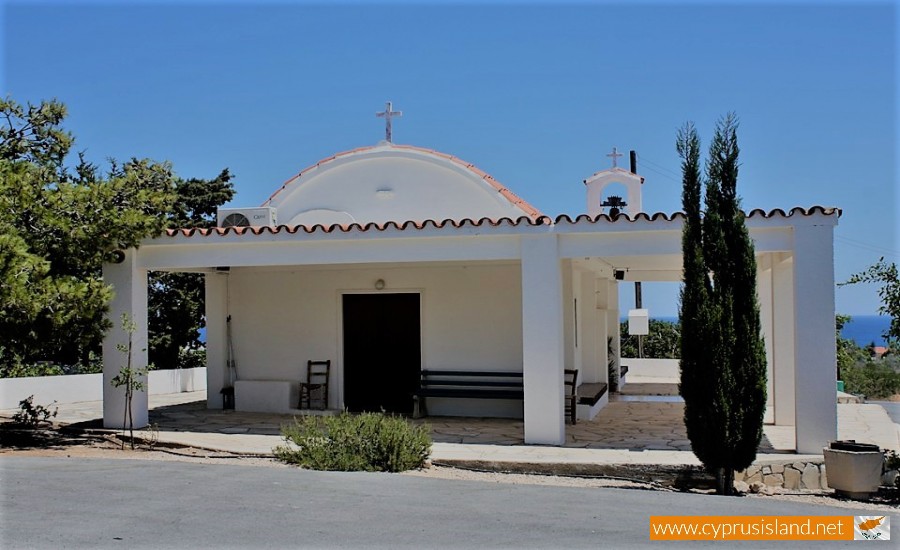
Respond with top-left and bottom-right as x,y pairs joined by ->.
650,515 -> 890,541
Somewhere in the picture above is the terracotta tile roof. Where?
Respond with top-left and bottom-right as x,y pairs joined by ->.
262,143 -> 544,220
744,206 -> 841,218
164,206 -> 840,238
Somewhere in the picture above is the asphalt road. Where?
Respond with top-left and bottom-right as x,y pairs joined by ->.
0,456 -> 886,549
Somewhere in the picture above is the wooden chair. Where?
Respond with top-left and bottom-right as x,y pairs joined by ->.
299,360 -> 330,410
564,369 -> 579,425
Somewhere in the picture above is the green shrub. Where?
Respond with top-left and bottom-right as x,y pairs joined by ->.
274,412 -> 432,472
0,346 -> 102,378
842,360 -> 900,399
12,395 -> 58,427
177,347 -> 206,370
620,319 -> 681,359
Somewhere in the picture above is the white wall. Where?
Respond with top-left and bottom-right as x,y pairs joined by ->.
149,366 -> 207,394
225,262 -> 524,417
0,367 -> 207,410
620,358 -> 680,381
267,146 -> 532,227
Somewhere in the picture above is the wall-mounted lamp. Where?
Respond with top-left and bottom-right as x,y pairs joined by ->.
374,279 -> 386,290
614,269 -> 626,281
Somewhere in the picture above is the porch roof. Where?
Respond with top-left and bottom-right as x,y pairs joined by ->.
134,207 -> 838,274
163,206 -> 839,240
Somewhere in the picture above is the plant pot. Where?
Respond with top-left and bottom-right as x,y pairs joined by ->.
823,440 -> 883,500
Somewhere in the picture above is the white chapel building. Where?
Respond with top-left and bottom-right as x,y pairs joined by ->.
102,106 -> 839,452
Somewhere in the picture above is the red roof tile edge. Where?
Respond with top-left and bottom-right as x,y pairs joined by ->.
165,206 -> 840,238
261,144 -> 544,220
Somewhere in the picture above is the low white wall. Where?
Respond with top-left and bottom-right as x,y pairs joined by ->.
0,367 -> 207,409
620,358 -> 680,380
1,373 -> 101,410
149,366 -> 207,395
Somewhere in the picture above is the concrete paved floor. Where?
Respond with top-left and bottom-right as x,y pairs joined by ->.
10,378 -> 896,467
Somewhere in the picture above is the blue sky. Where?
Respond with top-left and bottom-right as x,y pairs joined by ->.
2,0 -> 896,316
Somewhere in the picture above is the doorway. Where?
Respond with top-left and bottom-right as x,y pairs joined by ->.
342,293 -> 421,414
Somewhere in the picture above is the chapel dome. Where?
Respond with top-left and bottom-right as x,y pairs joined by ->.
263,143 -> 542,227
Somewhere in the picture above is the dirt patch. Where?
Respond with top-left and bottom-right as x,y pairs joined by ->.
0,419 -> 285,467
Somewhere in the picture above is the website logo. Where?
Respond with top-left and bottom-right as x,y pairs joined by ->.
854,516 -> 890,541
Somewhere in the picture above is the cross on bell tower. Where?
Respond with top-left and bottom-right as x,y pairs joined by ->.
584,147 -> 645,218
376,101 -> 402,143
606,146 -> 623,168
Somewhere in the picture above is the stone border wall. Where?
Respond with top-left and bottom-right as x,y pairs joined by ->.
737,461 -> 827,490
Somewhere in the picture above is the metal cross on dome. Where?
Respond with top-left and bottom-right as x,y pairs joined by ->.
376,101 -> 402,143
606,146 -> 623,168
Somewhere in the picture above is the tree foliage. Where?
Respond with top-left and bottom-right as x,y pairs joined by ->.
836,314 -> 900,399
842,258 -> 900,347
620,319 -> 681,359
842,359 -> 900,400
677,114 -> 768,495
0,96 -> 236,375
148,169 -> 235,369
0,96 -> 176,374
0,97 -> 72,166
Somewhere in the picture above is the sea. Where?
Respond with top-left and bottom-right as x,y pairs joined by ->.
840,315 -> 891,348
631,315 -> 891,348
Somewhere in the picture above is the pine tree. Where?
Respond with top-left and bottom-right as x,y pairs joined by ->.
148,169 -> 235,369
678,114 -> 767,495
0,97 -> 176,372
0,96 -> 234,373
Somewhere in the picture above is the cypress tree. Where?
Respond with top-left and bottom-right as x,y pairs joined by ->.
677,122 -> 718,468
678,114 -> 767,495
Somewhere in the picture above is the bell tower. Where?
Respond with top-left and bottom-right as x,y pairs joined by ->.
584,147 -> 644,217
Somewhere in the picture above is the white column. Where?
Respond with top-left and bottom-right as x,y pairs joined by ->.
102,250 -> 149,429
772,255 -> 795,426
205,272 -> 229,409
793,225 -> 837,453
580,275 -> 600,383
594,278 -> 612,385
607,280 -> 621,377
561,260 -> 575,371
757,256 -> 775,421
521,234 -> 565,445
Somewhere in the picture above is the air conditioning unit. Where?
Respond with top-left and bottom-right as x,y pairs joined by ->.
216,207 -> 277,228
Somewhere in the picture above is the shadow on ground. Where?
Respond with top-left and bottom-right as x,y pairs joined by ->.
0,422 -> 100,450
103,389 -> 780,454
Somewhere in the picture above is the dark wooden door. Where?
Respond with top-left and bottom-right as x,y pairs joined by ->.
342,293 -> 421,414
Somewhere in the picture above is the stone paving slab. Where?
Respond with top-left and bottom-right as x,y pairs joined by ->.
833,403 -> 899,451
5,386 -> 898,468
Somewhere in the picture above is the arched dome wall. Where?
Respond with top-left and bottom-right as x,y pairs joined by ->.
265,144 -> 541,227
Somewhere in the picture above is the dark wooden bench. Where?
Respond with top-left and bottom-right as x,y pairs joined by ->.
413,370 -> 523,418
577,382 -> 608,407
